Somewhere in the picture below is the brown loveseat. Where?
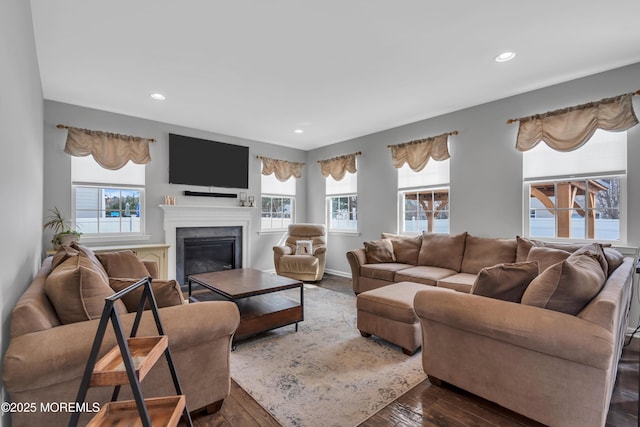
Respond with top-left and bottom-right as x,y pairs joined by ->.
3,247 -> 240,427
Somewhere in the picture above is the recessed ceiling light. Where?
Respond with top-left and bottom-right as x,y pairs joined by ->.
495,51 -> 516,63
150,92 -> 166,100
294,129 -> 304,134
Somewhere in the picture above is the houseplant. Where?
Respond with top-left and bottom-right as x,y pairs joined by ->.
43,206 -> 82,249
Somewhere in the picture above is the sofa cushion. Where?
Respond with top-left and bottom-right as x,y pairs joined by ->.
44,254 -> 127,324
357,281 -> 426,324
97,250 -> 151,278
603,247 -> 624,276
109,278 -> 184,312
50,245 -> 80,270
521,247 -> 606,315
471,261 -> 539,302
70,242 -> 110,283
364,239 -> 396,263
279,254 -> 319,274
460,235 -> 517,274
515,236 -> 601,262
381,233 -> 421,265
436,272 -> 476,293
526,246 -> 571,273
395,265 -> 457,287
418,232 -> 467,272
360,263 -> 412,282
573,243 -> 608,278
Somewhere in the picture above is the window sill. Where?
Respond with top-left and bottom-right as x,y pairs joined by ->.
328,230 -> 361,237
257,230 -> 289,236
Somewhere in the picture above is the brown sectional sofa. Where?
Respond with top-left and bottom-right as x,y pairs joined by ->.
3,248 -> 240,427
347,232 -> 636,427
347,232 -> 520,294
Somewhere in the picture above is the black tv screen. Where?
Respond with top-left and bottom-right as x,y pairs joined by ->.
169,134 -> 249,189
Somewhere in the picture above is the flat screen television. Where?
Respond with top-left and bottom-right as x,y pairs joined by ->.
169,133 -> 249,189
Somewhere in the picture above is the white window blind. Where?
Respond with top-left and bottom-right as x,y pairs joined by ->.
326,171 -> 357,195
398,159 -> 449,188
261,171 -> 296,195
72,155 -> 145,185
523,129 -> 626,180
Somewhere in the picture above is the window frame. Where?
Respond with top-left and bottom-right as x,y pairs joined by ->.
260,194 -> 296,231
522,173 -> 626,244
326,193 -> 358,232
398,186 -> 450,235
72,183 -> 147,243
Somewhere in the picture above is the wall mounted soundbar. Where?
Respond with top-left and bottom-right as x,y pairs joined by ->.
183,191 -> 238,198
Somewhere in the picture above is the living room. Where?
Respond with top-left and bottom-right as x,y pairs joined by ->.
3,1 -> 640,426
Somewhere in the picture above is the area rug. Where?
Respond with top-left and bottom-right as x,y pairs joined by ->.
230,285 -> 427,427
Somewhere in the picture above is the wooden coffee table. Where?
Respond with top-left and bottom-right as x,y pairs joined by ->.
187,268 -> 303,345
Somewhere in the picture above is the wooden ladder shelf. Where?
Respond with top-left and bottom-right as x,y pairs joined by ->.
70,277 -> 193,427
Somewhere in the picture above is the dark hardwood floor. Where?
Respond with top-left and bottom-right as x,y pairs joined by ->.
191,274 -> 640,427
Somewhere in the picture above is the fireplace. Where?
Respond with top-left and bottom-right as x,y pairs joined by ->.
176,226 -> 242,289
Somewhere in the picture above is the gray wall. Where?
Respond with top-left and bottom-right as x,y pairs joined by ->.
0,1 -> 44,424
43,101 -> 308,271
308,62 -> 640,277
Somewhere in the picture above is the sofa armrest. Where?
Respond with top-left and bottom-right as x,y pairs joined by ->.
346,248 -> 367,294
414,288 -> 613,370
3,301 -> 240,393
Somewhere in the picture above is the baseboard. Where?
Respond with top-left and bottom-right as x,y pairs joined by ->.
324,268 -> 351,278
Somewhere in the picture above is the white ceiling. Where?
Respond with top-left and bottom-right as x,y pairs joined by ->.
30,1 -> 640,151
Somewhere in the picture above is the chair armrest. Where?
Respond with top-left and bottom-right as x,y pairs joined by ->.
313,246 -> 327,256
273,245 -> 292,256
346,248 -> 367,294
414,288 -> 613,370
3,301 -> 240,393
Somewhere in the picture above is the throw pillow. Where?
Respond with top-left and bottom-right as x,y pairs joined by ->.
521,251 -> 606,315
44,254 -> 127,324
381,233 -> 421,265
471,261 -> 539,303
295,240 -> 313,255
96,250 -> 151,278
50,245 -> 80,270
109,278 -> 184,312
418,232 -> 467,272
526,246 -> 571,273
572,243 -> 608,278
363,239 -> 396,264
70,241 -> 110,283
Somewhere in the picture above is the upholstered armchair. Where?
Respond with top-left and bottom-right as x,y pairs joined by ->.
273,223 -> 327,281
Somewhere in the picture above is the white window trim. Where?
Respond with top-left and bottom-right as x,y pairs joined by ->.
326,194 -> 358,233
397,185 -> 450,235
522,173 -> 627,245
72,183 -> 148,243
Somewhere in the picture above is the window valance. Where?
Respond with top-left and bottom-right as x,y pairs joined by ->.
388,131 -> 455,172
257,155 -> 305,181
509,91 -> 639,152
59,125 -> 154,170
318,152 -> 361,181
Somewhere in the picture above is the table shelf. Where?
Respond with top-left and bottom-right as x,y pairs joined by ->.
87,395 -> 185,427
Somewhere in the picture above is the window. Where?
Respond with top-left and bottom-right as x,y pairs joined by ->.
523,129 -> 626,241
326,170 -> 357,231
398,159 -> 450,234
261,168 -> 295,230
72,155 -> 145,237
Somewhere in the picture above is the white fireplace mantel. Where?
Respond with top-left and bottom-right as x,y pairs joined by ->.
160,204 -> 253,280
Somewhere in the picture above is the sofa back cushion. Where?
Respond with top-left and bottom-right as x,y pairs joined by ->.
44,254 -> 127,324
418,232 -> 467,272
97,250 -> 151,278
381,233 -> 421,265
521,244 -> 607,315
460,235 -> 517,274
471,261 -> 539,302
